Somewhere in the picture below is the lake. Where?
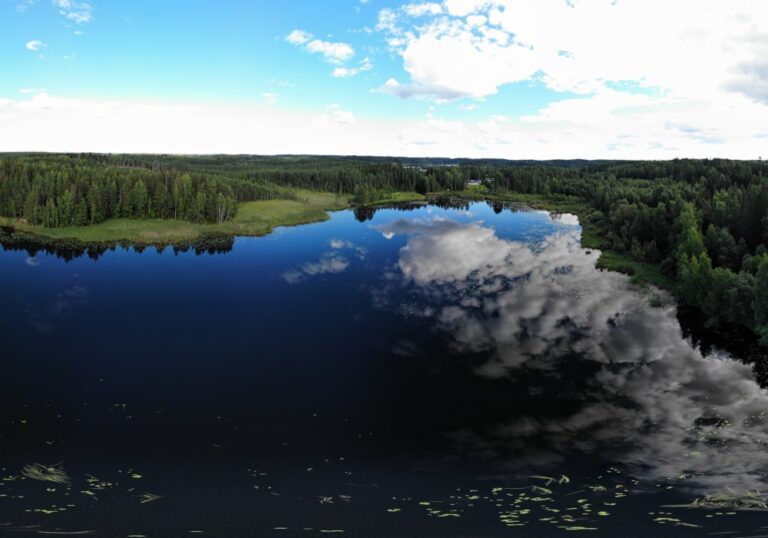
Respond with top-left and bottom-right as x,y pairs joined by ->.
1,201 -> 767,537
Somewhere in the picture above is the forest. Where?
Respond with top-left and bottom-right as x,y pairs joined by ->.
2,153 -> 768,344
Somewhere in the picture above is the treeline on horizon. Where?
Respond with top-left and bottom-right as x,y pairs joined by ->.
2,153 -> 768,342
0,154 -> 307,227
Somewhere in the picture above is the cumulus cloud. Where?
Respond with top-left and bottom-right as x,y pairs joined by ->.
286,29 -> 312,46
376,214 -> 768,491
305,39 -> 355,64
287,29 -> 355,65
376,0 -> 768,105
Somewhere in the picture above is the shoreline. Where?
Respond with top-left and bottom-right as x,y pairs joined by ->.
1,191 -> 670,289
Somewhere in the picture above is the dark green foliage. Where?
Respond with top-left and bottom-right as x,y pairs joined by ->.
0,155 -> 250,226
754,255 -> 768,344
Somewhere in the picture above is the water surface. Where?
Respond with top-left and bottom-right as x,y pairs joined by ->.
1,202 -> 767,536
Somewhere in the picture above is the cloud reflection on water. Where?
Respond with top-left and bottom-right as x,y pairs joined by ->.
281,238 -> 366,284
378,215 -> 768,492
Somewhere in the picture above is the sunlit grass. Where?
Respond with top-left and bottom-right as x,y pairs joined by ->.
595,251 -> 673,289
367,191 -> 426,205
0,190 -> 352,244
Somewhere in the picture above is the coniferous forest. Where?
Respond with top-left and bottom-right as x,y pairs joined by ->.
2,153 -> 768,343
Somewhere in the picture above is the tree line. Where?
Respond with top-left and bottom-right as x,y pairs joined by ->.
0,155 -> 300,227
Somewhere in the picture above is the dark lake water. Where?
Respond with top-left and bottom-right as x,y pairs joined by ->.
2,202 -> 768,537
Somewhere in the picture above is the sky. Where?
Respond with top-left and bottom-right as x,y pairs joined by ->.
1,0 -> 767,158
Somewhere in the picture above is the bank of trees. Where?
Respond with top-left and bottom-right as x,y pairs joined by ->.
0,156 -> 245,226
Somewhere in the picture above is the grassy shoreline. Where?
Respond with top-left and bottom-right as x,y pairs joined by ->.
365,191 -> 427,206
0,190 -> 350,246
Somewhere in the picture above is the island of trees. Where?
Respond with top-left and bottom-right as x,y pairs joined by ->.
2,153 -> 768,345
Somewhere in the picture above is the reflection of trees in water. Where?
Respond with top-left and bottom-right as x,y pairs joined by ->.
354,202 -> 432,222
354,198 -> 518,223
0,226 -> 234,261
677,304 -> 768,386
487,200 -> 538,215
353,207 -> 377,223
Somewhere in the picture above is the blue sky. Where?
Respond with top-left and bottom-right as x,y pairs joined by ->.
1,1 -> 561,119
1,1 -> 767,158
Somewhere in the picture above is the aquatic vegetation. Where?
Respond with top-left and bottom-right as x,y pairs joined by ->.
665,490 -> 768,511
21,463 -> 70,484
84,474 -> 115,492
34,531 -> 96,535
138,492 -> 163,504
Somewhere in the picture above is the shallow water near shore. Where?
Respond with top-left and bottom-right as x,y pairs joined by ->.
2,202 -> 768,537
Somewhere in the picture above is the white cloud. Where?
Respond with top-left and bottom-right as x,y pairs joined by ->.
377,0 -> 768,104
323,104 -> 357,124
363,0 -> 768,156
287,29 -> 355,66
332,67 -> 354,78
283,252 -> 351,284
331,57 -> 373,78
376,8 -> 400,34
2,91 -> 768,158
443,0 -> 490,16
330,239 -> 354,249
52,0 -> 93,24
403,2 -> 443,16
25,40 -> 44,51
0,93 -> 379,154
286,29 -> 312,46
305,39 -> 355,64
302,255 -> 349,275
